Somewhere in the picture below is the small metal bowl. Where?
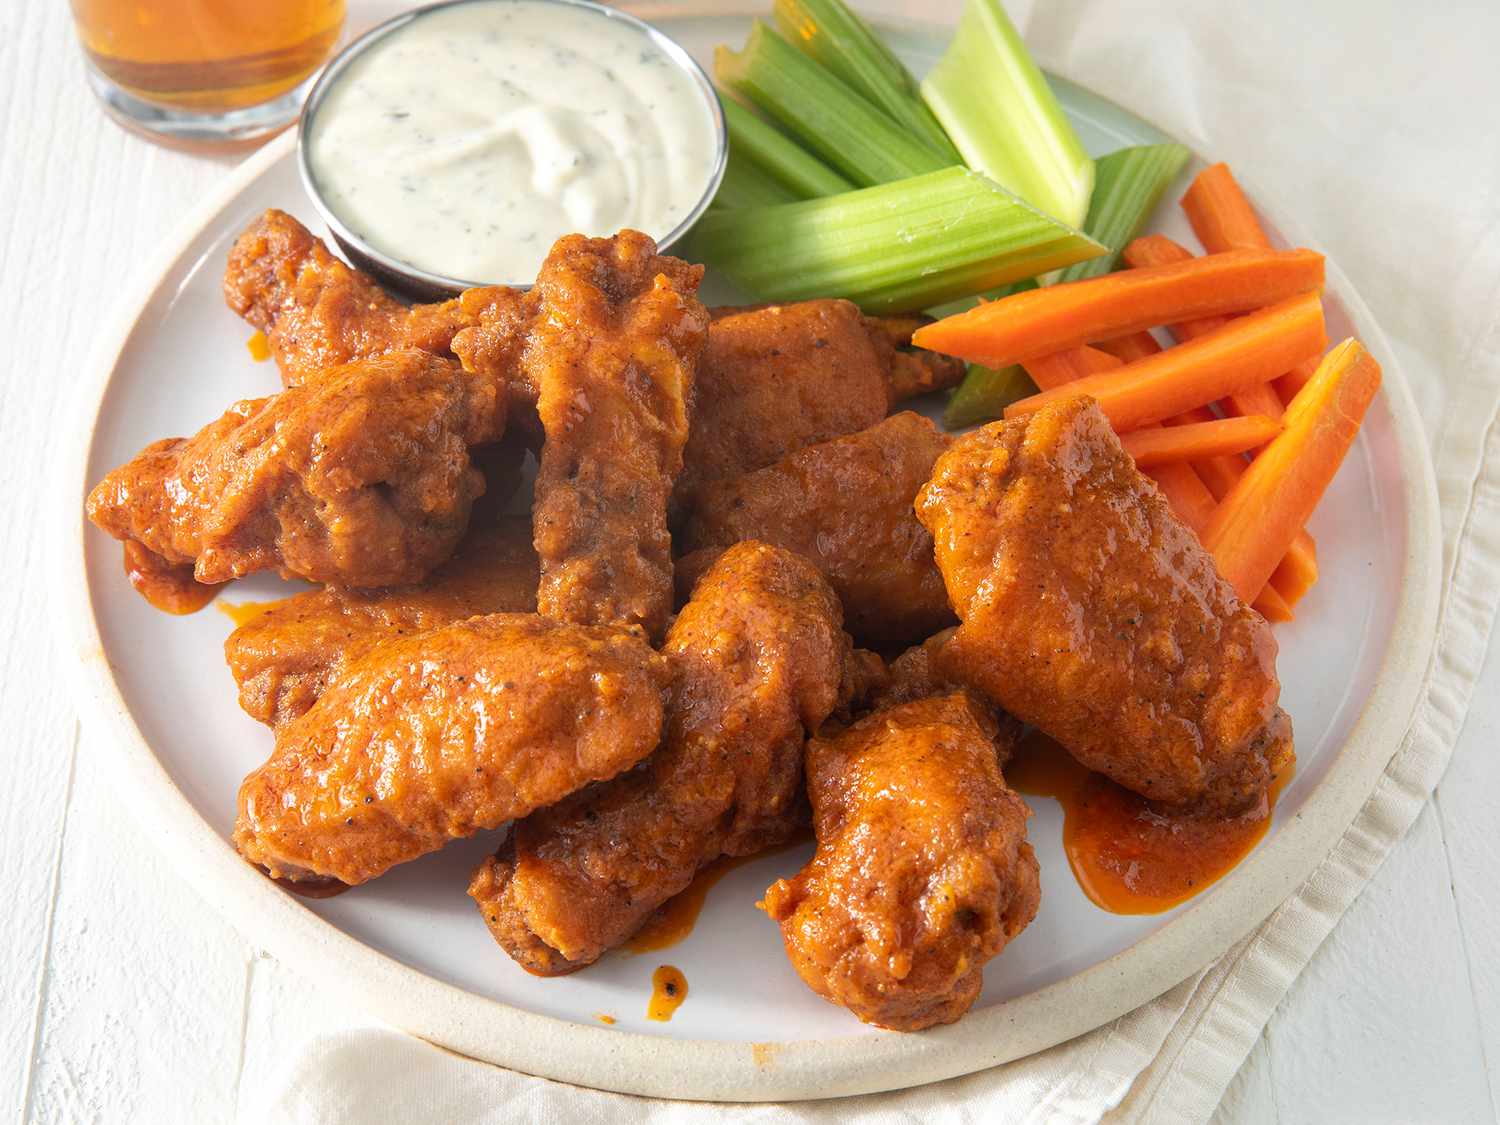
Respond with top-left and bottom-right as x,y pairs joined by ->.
296,0 -> 728,302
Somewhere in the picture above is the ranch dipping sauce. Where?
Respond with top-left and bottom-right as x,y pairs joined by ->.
304,0 -> 722,284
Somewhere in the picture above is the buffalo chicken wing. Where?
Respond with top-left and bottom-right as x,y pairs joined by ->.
87,350 -> 504,589
761,692 -> 1039,1030
234,613 -> 668,887
915,396 -> 1294,813
225,517 -> 539,728
527,231 -> 708,638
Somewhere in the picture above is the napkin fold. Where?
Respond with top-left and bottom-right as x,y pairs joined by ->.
244,0 -> 1500,1120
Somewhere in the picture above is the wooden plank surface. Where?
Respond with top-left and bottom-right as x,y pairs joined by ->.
1,2 -> 1494,1123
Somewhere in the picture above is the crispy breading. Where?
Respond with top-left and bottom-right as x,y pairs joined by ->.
676,301 -> 889,504
224,208 -> 533,396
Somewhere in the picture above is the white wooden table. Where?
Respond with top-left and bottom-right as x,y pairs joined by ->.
4,3 -> 1495,1122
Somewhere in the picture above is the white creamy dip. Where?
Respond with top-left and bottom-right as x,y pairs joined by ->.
306,0 -> 721,282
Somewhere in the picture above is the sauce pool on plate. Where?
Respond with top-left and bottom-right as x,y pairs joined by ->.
1006,732 -> 1291,914
304,0 -> 722,284
623,836 -> 810,954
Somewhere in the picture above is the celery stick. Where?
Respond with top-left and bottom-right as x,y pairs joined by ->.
719,95 -> 853,200
684,167 -> 1104,314
772,0 -> 960,162
713,147 -> 800,210
920,0 -> 1093,229
1058,144 -> 1191,282
716,22 -> 952,188
943,364 -> 1036,429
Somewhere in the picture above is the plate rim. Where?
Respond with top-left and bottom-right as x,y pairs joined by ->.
57,75 -> 1444,1102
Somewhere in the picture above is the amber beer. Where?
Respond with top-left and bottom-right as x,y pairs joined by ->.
71,0 -> 345,115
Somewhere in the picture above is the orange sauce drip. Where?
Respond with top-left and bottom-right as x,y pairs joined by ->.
646,965 -> 688,1022
624,848 -> 784,954
123,541 -> 218,614
246,330 -> 272,362
218,598 -> 280,628
595,1013 -> 616,1026
1006,732 -> 1291,914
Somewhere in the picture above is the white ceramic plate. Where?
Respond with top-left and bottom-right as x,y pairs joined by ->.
61,2 -> 1442,1102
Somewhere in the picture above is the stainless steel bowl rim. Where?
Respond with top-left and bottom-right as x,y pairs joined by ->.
296,0 -> 729,294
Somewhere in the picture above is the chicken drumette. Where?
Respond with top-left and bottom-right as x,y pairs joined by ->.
674,301 -> 962,505
224,207 -> 535,401
916,396 -> 1294,813
761,691 -> 1039,1031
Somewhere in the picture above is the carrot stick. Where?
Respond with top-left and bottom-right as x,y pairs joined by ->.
1095,330 -> 1162,363
1202,339 -> 1382,602
1178,169 -> 1322,409
1110,318 -> 1320,600
1123,235 -> 1236,338
1181,163 -> 1273,252
1122,234 -> 1287,444
1268,540 -> 1318,604
1185,430 -> 1320,601
1124,236 -> 1320,599
1149,462 -> 1215,530
912,247 -> 1325,368
1003,292 -> 1327,432
1185,441 -> 1251,498
1021,345 -> 1122,390
1121,415 -> 1282,468
1122,233 -> 1199,270
1274,357 -> 1321,403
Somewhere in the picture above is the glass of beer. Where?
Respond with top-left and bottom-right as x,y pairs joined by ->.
70,0 -> 346,149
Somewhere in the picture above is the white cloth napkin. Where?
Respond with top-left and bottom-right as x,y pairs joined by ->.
244,0 -> 1500,1120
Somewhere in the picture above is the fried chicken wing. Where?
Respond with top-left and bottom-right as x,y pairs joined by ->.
675,300 -> 961,504
761,692 -> 1039,1031
469,541 -> 851,975
87,350 -> 503,589
224,208 -> 534,396
235,613 -> 668,886
915,396 -> 1294,813
225,518 -> 539,728
677,412 -> 955,650
527,231 -> 708,638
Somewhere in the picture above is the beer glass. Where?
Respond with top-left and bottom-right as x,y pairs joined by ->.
70,0 -> 347,149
